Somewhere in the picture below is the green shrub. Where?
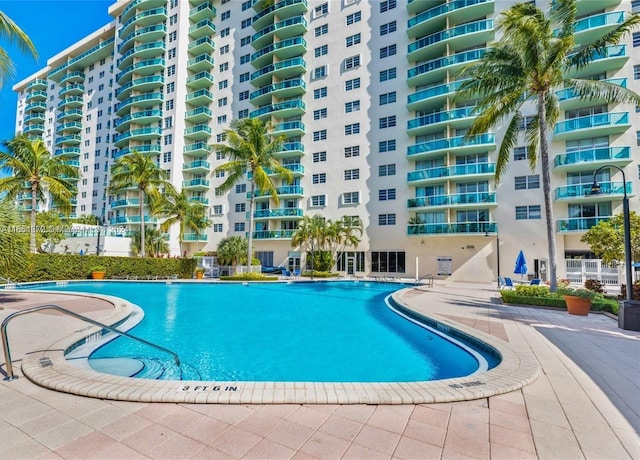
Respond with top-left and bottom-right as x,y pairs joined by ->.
219,273 -> 278,281
514,285 -> 552,297
302,270 -> 340,278
501,288 -> 619,314
584,279 -> 605,294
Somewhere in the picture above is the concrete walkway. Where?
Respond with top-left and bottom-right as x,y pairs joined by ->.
0,282 -> 638,459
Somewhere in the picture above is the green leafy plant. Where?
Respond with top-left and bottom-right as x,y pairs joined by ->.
556,286 -> 598,300
584,279 -> 605,294
90,265 -> 105,273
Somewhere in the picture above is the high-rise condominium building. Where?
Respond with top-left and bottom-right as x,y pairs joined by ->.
13,0 -> 639,284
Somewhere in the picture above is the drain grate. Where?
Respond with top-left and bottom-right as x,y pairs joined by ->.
39,357 -> 53,368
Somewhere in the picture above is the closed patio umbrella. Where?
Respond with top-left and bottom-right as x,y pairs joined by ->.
514,250 -> 527,280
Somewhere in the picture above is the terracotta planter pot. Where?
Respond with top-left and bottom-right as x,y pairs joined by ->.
91,271 -> 106,280
195,271 -> 204,279
564,295 -> 592,316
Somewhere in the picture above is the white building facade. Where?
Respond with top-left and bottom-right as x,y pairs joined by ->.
13,0 -> 640,283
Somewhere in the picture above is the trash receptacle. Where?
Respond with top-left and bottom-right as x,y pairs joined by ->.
618,300 -> 640,331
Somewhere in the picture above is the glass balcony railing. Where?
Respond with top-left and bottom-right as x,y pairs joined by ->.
407,133 -> 495,156
57,109 -> 83,121
553,112 -> 629,136
117,42 -> 165,68
249,99 -> 305,118
252,16 -> 307,47
114,109 -> 163,128
60,71 -> 85,84
189,1 -> 216,20
113,145 -> 161,159
183,160 -> 211,170
408,221 -> 497,235
253,208 -> 304,218
407,107 -> 475,130
251,36 -> 306,63
115,76 -> 164,99
554,146 -> 630,168
25,102 -> 47,112
250,57 -> 306,82
110,216 -> 158,225
280,141 -> 304,154
250,78 -> 305,102
407,163 -> 495,182
408,48 -> 486,82
252,0 -> 307,29
408,0 -> 492,31
575,11 -> 624,33
27,79 -> 48,90
189,196 -> 209,205
408,19 -> 493,56
251,185 -> 303,198
407,192 -> 496,208
57,96 -> 83,108
252,230 -> 296,240
555,181 -> 631,200
182,178 -> 210,188
118,25 -> 166,53
556,78 -> 626,102
182,233 -> 208,242
116,58 -> 166,82
110,199 -> 140,209
556,216 -> 611,232
54,147 -> 81,157
407,80 -> 466,106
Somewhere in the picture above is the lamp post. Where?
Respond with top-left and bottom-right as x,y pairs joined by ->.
590,165 -> 632,301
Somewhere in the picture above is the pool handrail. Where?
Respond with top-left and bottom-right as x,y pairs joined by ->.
1,303 -> 180,381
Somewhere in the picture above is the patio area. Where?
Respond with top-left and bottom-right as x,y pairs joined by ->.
0,281 -> 638,459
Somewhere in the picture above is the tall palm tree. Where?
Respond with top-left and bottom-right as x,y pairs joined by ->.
212,118 -> 293,267
291,215 -> 327,274
0,135 -> 78,253
457,0 -> 640,292
151,186 -> 210,256
109,149 -> 170,257
0,9 -> 38,87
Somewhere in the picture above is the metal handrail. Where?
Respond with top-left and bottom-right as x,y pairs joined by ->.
1,304 -> 180,381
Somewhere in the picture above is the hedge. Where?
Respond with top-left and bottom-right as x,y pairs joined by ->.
5,254 -> 196,282
500,290 -> 619,315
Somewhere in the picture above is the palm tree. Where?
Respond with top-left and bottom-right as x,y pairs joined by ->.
151,186 -> 210,256
212,118 -> 293,267
0,135 -> 78,253
109,149 -> 170,257
326,218 -> 363,270
0,9 -> 38,87
130,227 -> 168,257
216,236 -> 248,266
0,201 -> 28,275
291,215 -> 327,275
456,0 -> 640,292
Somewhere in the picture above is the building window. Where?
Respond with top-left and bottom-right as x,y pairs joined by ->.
241,0 -> 251,10
167,65 -> 176,76
311,195 -> 326,206
217,115 -> 227,124
344,146 -> 360,157
163,152 -> 172,162
344,55 -> 360,70
379,92 -> 396,105
346,11 -> 361,25
166,82 -> 175,93
314,3 -> 328,17
220,44 -> 230,55
234,222 -> 245,232
313,65 -> 327,79
313,130 -> 327,141
169,31 -> 177,42
380,44 -> 397,58
379,116 -> 396,129
238,109 -> 249,119
240,54 -> 251,64
343,191 -> 360,204
313,108 -> 327,120
380,67 -> 397,81
515,175 -> 540,189
169,14 -> 178,25
219,80 -> 228,89
312,173 -> 327,184
235,203 -> 246,212
218,97 -> 228,107
346,33 -> 361,47
344,169 -> 359,180
241,36 -> 251,46
164,134 -> 172,145
212,205 -> 223,215
235,184 -> 246,193
378,189 -> 396,201
344,123 -> 360,135
345,100 -> 360,113
164,116 -> 173,128
241,18 -> 252,29
315,24 -> 328,37
220,27 -> 230,37
345,78 -> 360,91
371,251 -> 405,273
514,146 -> 528,160
313,151 -> 327,162
515,205 -> 542,220
168,48 -> 176,59
239,90 -> 249,101
314,44 -> 328,58
313,87 -> 327,99
380,0 -> 396,13
378,213 -> 396,225
213,224 -> 223,232
239,72 -> 250,82
221,11 -> 230,20
517,115 -> 536,130
380,21 -> 397,35
379,140 -> 396,152
379,164 -> 396,176
219,62 -> 229,72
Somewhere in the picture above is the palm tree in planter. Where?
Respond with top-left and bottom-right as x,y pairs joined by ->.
109,149 -> 171,257
151,186 -> 210,256
0,135 -> 78,253
456,0 -> 640,292
212,118 -> 293,268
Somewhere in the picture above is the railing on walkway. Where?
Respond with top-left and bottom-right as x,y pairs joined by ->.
1,304 -> 180,381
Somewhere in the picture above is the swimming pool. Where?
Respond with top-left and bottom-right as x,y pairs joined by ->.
27,281 -> 500,382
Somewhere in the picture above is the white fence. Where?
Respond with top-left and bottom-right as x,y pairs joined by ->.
565,259 -> 622,287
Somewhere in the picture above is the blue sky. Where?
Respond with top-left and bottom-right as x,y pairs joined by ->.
0,0 -> 113,143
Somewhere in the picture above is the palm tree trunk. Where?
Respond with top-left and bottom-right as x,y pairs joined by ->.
247,181 -> 255,272
30,182 -> 37,253
139,189 -> 146,257
538,92 -> 558,292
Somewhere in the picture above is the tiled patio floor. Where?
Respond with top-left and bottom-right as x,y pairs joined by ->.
1,282 -> 638,459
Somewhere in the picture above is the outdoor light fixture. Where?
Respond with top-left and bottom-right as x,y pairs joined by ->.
590,165 -> 632,302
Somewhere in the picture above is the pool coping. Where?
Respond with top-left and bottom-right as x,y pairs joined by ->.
19,285 -> 541,404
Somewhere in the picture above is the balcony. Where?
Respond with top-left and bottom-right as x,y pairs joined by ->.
250,78 -> 306,105
118,41 -> 166,69
55,135 -> 81,146
272,121 -> 305,137
188,36 -> 215,56
186,71 -> 214,89
113,127 -> 162,148
182,233 -> 208,242
57,109 -> 83,121
407,107 -> 476,136
185,106 -> 213,123
183,124 -> 212,140
185,89 -> 214,106
251,36 -> 307,68
26,90 -> 47,102
119,7 -> 167,38
115,75 -> 164,101
407,192 -> 496,210
187,53 -> 214,72
118,24 -> 166,54
115,109 -> 163,131
182,160 -> 211,172
27,79 -> 48,90
253,208 -> 304,219
110,216 -> 159,225
189,196 -> 209,205
56,122 -> 82,134
25,102 -> 47,112
407,0 -> 494,39
23,124 -> 45,134
556,78 -> 626,111
252,230 -> 296,240
110,198 -> 140,209
251,185 -> 303,199
63,160 -> 80,167
183,142 -> 211,157
114,92 -> 163,116
182,178 -> 210,190
556,216 -> 611,233
553,112 -> 630,140
408,221 -> 497,236
407,163 -> 495,185
407,133 -> 495,159
252,16 -> 307,49
249,99 -> 305,119
57,96 -> 83,109
407,80 -> 465,111
116,58 -> 166,84
250,57 -> 306,87
407,19 -> 493,63
555,181 -> 631,202
58,84 -> 84,98
54,147 -> 81,157
24,113 -> 45,123
554,146 -> 631,172
114,144 -> 161,159
573,11 -> 625,45
188,19 -> 215,39
189,1 -> 216,22
408,48 -> 486,87
567,45 -> 627,78
278,141 -> 304,158
252,0 -> 308,31
60,71 -> 85,84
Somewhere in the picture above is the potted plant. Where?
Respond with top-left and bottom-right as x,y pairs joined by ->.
90,265 -> 106,280
557,285 -> 597,316
194,267 -> 205,279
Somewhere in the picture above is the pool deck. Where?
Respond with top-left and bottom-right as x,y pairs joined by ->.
0,280 -> 638,459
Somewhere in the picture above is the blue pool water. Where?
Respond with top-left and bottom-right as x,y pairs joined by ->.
28,281 -> 499,382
